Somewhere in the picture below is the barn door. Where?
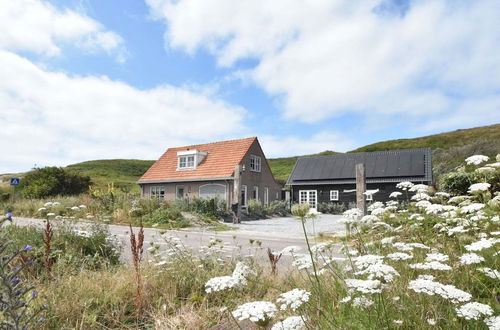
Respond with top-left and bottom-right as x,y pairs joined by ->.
299,190 -> 317,212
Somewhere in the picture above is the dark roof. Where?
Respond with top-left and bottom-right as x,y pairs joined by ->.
286,148 -> 432,186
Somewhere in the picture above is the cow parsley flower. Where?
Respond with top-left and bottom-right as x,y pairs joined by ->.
389,191 -> 402,198
280,246 -> 302,255
381,236 -> 398,244
465,155 -> 489,166
343,208 -> 362,223
415,200 -> 432,209
412,193 -> 431,201
461,203 -> 485,214
43,202 -> 53,207
386,252 -> 413,261
393,320 -> 403,325
70,206 -> 80,211
484,315 -> 500,330
455,302 -> 493,320
465,238 -> 500,251
205,276 -> 239,293
232,301 -> 277,324
476,167 -> 495,173
408,278 -> 471,303
435,192 -> 450,198
292,255 -> 314,270
410,184 -> 430,193
352,296 -> 374,308
478,267 -> 500,279
409,261 -> 451,271
460,253 -> 485,265
361,215 -> 379,223
425,253 -> 449,262
271,316 -> 305,330
276,289 -> 310,311
345,279 -> 382,294
469,183 -> 491,193
355,263 -> 400,282
396,181 -> 414,190
354,255 -> 384,269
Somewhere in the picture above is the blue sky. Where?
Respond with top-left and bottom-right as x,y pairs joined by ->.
1,0 -> 499,173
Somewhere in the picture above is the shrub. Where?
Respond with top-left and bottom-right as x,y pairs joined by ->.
263,200 -> 290,217
317,202 -> 346,214
246,199 -> 265,219
142,206 -> 188,227
19,167 -> 91,199
176,197 -> 228,219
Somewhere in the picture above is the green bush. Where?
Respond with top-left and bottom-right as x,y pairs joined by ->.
142,206 -> 188,227
317,202 -> 346,214
439,167 -> 499,195
19,167 -> 91,199
246,199 -> 265,219
176,197 -> 228,219
263,200 -> 290,217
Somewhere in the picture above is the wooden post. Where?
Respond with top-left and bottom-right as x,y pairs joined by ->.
356,163 -> 366,218
233,165 -> 242,223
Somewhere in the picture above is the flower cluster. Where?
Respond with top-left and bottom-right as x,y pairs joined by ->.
204,262 -> 253,293
271,316 -> 305,330
465,155 -> 489,165
408,275 -> 472,303
276,289 -> 311,311
232,301 -> 277,324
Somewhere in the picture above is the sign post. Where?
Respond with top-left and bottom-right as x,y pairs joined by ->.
9,177 -> 20,204
356,163 -> 366,218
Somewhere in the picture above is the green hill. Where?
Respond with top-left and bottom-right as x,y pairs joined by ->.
65,159 -> 155,193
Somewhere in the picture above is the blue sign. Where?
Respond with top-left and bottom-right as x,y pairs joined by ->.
10,178 -> 20,186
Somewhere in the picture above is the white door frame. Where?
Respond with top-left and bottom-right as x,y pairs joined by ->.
299,190 -> 318,212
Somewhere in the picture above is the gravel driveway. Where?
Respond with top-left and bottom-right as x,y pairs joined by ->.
232,214 -> 347,239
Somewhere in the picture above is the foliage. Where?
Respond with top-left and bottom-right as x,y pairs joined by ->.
317,202 -> 347,214
439,165 -> 499,195
246,200 -> 290,219
141,205 -> 188,228
18,167 -> 91,199
246,199 -> 265,219
175,197 -> 228,219
263,200 -> 290,217
65,159 -> 155,194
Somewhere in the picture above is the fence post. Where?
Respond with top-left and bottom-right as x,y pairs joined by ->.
356,163 -> 366,218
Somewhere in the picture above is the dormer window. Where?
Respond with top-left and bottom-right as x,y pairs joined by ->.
177,149 -> 207,170
179,155 -> 195,169
250,155 -> 261,172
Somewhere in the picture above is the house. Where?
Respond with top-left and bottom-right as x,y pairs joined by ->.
286,148 -> 432,211
138,137 -> 282,210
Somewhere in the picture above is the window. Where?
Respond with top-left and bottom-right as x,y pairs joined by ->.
241,185 -> 247,207
330,190 -> 339,201
264,187 -> 269,206
178,155 -> 195,169
366,194 -> 373,201
199,184 -> 226,200
176,185 -> 184,199
253,186 -> 259,200
150,186 -> 165,199
250,155 -> 261,172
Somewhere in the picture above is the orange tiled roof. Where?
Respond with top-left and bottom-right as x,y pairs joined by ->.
139,137 -> 257,182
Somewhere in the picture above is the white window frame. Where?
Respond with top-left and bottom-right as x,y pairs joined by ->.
366,193 -> 373,201
299,190 -> 317,210
241,185 -> 247,207
330,190 -> 339,201
178,155 -> 195,169
253,186 -> 259,200
249,154 -> 261,172
199,183 -> 227,200
264,187 -> 269,206
150,186 -> 165,199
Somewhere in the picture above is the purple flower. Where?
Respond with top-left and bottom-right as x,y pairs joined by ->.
38,317 -> 45,322
11,277 -> 21,284
32,291 -> 38,298
23,245 -> 32,252
27,258 -> 35,265
5,212 -> 13,219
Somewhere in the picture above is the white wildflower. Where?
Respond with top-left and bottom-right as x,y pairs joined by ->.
37,207 -> 47,212
465,238 -> 500,252
415,200 -> 432,209
70,206 -> 80,211
435,192 -> 450,198
478,268 -> 500,279
232,301 -> 277,324
393,320 -> 403,325
271,316 -> 305,330
425,253 -> 449,262
425,204 -> 445,214
409,213 -> 425,221
354,255 -> 384,269
352,296 -> 374,308
345,279 -> 382,294
390,192 -> 402,198
476,167 -> 495,173
371,208 -> 386,216
46,213 -> 55,217
460,253 -> 485,265
276,289 -> 310,311
396,181 -> 414,191
204,276 -> 240,293
381,236 -> 398,245
461,203 -> 485,214
392,242 -> 414,251
368,202 -> 384,212
456,302 -> 493,320
280,246 -> 302,255
408,278 -> 471,303
355,263 -> 400,282
484,315 -> 500,330
292,255 -> 313,270
410,184 -> 430,193
340,296 -> 352,303
468,183 -> 491,193
427,319 -> 436,325
409,261 -> 451,271
465,155 -> 489,166
361,215 -> 379,223
448,226 -> 470,236
412,193 -> 431,201
386,252 -> 413,261
43,202 -> 53,207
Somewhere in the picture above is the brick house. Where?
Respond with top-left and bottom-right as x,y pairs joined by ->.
138,137 -> 282,211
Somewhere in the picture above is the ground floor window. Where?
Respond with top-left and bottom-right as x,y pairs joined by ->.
299,190 -> 317,210
253,186 -> 259,200
199,184 -> 226,200
150,186 -> 165,199
330,190 -> 339,201
264,187 -> 269,206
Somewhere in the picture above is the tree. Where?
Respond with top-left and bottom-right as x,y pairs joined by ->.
19,167 -> 91,198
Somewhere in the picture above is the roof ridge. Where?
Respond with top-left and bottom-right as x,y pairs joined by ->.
168,136 -> 256,150
298,148 -> 431,160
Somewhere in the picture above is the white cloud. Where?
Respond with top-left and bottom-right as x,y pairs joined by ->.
0,50 -> 246,172
147,0 -> 500,127
260,131 -> 355,158
0,0 -> 126,61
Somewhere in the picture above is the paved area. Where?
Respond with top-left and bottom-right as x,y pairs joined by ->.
9,216 -> 346,266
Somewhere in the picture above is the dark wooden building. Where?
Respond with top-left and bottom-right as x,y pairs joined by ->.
286,148 -> 433,211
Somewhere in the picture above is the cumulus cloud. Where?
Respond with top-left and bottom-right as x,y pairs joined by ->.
0,51 -> 246,172
147,0 -> 500,127
0,0 -> 126,61
260,132 -> 355,158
